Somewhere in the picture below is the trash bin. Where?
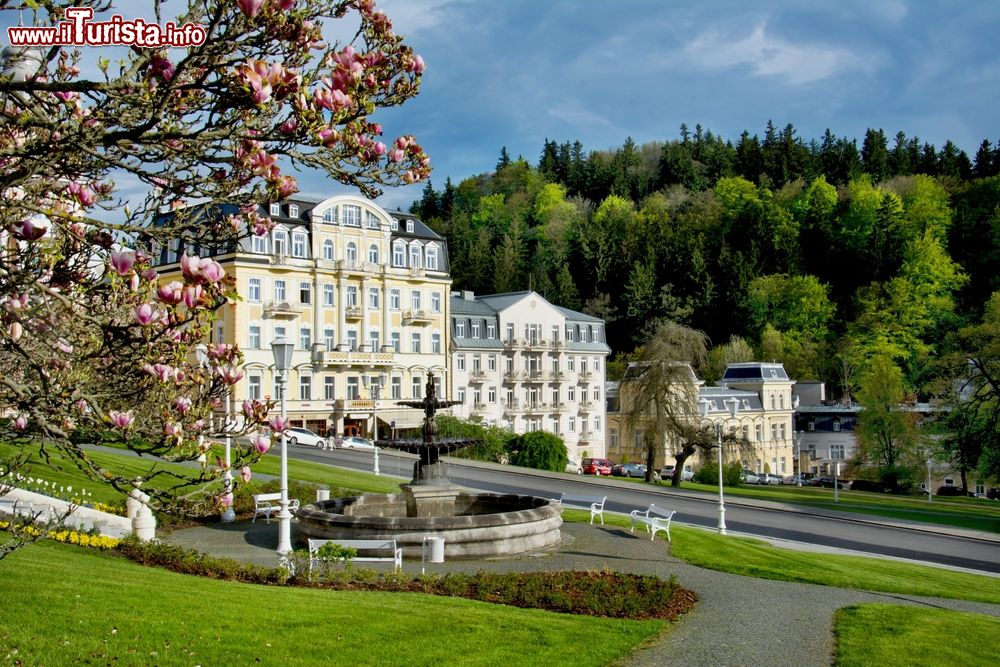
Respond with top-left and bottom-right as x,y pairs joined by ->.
421,536 -> 445,573
316,489 -> 330,502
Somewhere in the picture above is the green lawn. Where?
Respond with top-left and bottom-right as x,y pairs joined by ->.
835,604 -> 1000,666
0,540 -> 665,667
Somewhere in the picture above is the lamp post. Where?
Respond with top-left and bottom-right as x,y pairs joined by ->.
700,396 -> 739,536
794,431 -> 802,487
363,372 -> 386,475
926,457 -> 933,503
271,337 -> 294,556
195,344 -> 235,523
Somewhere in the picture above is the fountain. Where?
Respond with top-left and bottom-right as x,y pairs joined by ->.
296,374 -> 563,559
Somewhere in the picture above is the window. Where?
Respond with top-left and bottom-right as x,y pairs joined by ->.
346,241 -> 357,264
248,278 -> 261,302
269,203 -> 280,216
249,325 -> 261,349
565,325 -> 574,342
473,388 -> 481,405
322,239 -> 334,260
457,354 -> 465,371
288,204 -> 299,218
410,332 -> 421,353
471,322 -> 480,338
432,333 -> 441,354
252,234 -> 268,254
567,356 -> 575,371
299,282 -> 311,304
568,387 -> 576,402
551,388 -> 559,404
248,374 -> 262,400
368,244 -> 379,264
487,323 -> 496,339
299,326 -> 311,349
406,220 -> 414,233
457,387 -> 466,403
368,287 -> 380,309
610,428 -> 618,449
431,292 -> 441,313
505,356 -> 513,372
274,279 -> 286,302
831,444 -> 845,460
272,229 -> 288,256
390,218 -> 399,231
833,418 -> 842,432
425,244 -> 438,270
390,332 -> 400,352
346,286 -> 358,307
323,284 -> 334,306
411,290 -> 421,310
411,375 -> 422,398
292,233 -> 306,258
346,330 -> 358,351
488,354 -> 496,371
488,386 -> 496,402
346,377 -> 359,399
568,416 -> 576,432
505,323 -> 514,343
366,210 -> 380,229
594,416 -> 601,432
274,325 -> 287,339
324,377 -> 336,400
324,328 -> 335,348
393,241 -> 406,267
389,288 -> 400,310
409,243 -> 422,269
391,376 -> 401,399
298,375 -> 311,400
592,386 -> 600,401
369,331 -> 380,351
456,321 -> 465,337
343,204 -> 360,226
323,207 -> 338,224
472,354 -> 481,372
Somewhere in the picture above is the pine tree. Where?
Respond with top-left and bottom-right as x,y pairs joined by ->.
496,146 -> 511,172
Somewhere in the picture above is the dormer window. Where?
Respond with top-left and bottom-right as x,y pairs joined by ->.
832,418 -> 842,432
425,243 -> 439,270
406,220 -> 414,233
291,232 -> 307,258
409,243 -> 422,269
269,203 -> 280,216
288,204 -> 299,218
392,241 -> 406,267
272,228 -> 288,256
390,218 -> 399,231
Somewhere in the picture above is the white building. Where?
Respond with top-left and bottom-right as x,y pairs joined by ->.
449,291 -> 611,459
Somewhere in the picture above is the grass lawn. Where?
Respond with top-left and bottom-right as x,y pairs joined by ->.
0,540 -> 664,667
835,604 -> 1000,666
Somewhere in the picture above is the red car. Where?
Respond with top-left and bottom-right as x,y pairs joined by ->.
582,457 -> 613,475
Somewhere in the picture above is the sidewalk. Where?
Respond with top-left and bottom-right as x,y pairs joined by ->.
163,518 -> 1000,667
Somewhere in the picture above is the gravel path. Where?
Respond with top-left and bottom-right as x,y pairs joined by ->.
163,519 -> 1000,667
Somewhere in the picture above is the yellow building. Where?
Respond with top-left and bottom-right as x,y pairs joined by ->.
152,194 -> 451,437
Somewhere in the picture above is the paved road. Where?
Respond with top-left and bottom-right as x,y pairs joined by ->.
284,445 -> 1000,574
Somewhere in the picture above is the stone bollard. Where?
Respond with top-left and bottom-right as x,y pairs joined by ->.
130,490 -> 156,541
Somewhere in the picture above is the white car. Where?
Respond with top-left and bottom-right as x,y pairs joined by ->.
336,436 -> 376,450
285,427 -> 325,447
565,459 -> 583,475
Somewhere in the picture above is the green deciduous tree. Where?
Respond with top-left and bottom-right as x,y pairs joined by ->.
856,355 -> 918,487
508,431 -> 568,472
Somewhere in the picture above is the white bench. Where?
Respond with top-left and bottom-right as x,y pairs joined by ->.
307,538 -> 403,573
252,493 -> 300,523
629,504 -> 676,542
554,492 -> 607,524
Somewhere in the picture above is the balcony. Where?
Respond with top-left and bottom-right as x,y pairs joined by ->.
550,339 -> 563,350
578,401 -> 593,413
471,402 -> 488,413
331,398 -> 376,413
525,371 -> 548,383
319,344 -> 394,368
503,370 -> 526,383
550,371 -> 565,381
402,309 -> 435,325
524,402 -> 548,414
469,370 -> 487,383
501,400 -> 521,414
577,372 -> 593,384
262,301 -> 301,319
524,338 -> 547,350
271,254 -> 290,266
503,337 -> 524,350
344,306 -> 363,320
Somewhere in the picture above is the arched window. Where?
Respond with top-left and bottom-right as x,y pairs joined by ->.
346,241 -> 357,263
322,239 -> 334,260
368,243 -> 379,264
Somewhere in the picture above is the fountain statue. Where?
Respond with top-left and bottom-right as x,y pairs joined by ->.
296,374 -> 563,559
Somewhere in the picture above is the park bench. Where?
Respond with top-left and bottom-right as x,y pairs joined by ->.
252,492 -> 300,523
629,504 -> 676,542
554,492 -> 607,525
307,538 -> 403,573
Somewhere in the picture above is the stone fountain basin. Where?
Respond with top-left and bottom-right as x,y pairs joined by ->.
296,492 -> 563,559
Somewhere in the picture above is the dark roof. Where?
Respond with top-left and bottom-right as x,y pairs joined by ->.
722,362 -> 790,382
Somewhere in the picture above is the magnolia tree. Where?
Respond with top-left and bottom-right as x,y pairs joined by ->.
0,0 -> 429,534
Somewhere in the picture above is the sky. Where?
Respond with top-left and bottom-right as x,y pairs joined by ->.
355,0 -> 1000,212
3,1 -> 999,213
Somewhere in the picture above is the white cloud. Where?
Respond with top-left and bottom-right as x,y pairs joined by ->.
378,0 -> 459,36
683,22 -> 874,85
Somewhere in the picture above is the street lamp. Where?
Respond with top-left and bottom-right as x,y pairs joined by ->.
196,344 -> 235,523
700,396 -> 739,535
271,337 -> 294,556
794,430 -> 802,487
362,372 -> 387,475
926,457 -> 933,503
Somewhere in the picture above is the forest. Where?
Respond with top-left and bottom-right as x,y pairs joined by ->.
410,122 -> 1000,486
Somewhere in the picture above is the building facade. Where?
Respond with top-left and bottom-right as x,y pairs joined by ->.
607,362 -> 797,475
449,291 -> 611,460
152,194 -> 451,437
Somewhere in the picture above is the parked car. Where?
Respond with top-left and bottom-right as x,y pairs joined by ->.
759,473 -> 783,485
581,457 -> 613,476
285,427 -> 325,447
335,435 -> 376,450
740,469 -> 761,485
660,465 -> 694,482
781,475 -> 800,485
815,476 -> 847,489
565,459 -> 583,475
612,463 -> 647,478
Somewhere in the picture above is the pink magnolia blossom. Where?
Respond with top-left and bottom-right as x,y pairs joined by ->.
13,217 -> 47,241
129,273 -> 141,291
269,416 -> 290,433
8,321 -> 22,341
406,54 -> 425,74
157,281 -> 184,305
241,465 -> 252,483
13,415 -> 27,430
173,397 -> 192,415
279,118 -> 298,135
253,435 -> 271,454
220,492 -> 234,508
108,410 -> 133,429
276,0 -> 296,10
198,258 -> 225,283
237,0 -> 265,18
164,422 -> 183,438
276,175 -> 298,198
217,365 -> 245,385
144,363 -> 174,382
179,254 -> 201,280
182,284 -> 203,308
135,303 -> 155,325
66,181 -> 96,206
190,419 -> 205,432
109,250 -> 136,276
388,148 -> 405,163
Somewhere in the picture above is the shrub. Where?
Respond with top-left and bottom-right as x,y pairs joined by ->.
507,431 -> 568,472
